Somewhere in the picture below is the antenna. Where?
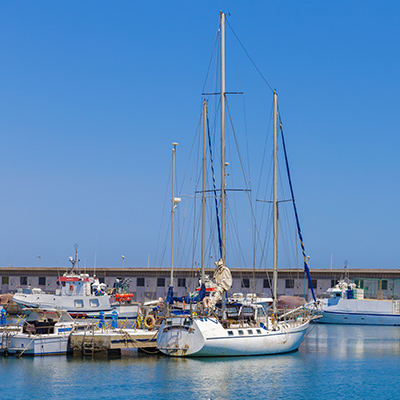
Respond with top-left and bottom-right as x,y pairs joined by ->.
69,243 -> 80,274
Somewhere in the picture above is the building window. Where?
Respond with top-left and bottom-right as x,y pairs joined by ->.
382,280 -> 388,290
2,276 -> 9,285
311,280 -> 317,289
20,277 -> 28,286
242,278 -> 250,288
39,277 -> 46,286
137,278 -> 145,287
157,278 -> 165,287
285,279 -> 294,289
178,278 -> 186,287
263,279 -> 271,289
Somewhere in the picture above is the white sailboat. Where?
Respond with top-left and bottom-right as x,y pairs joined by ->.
157,12 -> 314,357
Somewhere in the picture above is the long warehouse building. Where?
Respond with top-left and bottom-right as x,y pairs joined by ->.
1,266 -> 399,302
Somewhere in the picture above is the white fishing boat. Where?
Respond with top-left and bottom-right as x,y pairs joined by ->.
157,12 -> 315,357
5,309 -> 89,356
309,279 -> 400,325
12,246 -> 138,319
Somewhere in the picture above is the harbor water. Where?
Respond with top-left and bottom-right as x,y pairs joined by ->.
1,324 -> 400,399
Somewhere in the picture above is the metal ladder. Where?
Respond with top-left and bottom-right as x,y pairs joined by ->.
81,323 -> 95,356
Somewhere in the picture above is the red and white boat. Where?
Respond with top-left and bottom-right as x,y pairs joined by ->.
13,247 -> 137,319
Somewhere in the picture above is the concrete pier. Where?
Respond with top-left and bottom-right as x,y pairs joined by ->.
70,325 -> 158,356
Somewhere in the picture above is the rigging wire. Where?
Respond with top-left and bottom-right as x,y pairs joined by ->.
278,104 -> 316,302
225,17 -> 274,93
207,112 -> 223,259
225,98 -> 272,289
201,24 -> 220,95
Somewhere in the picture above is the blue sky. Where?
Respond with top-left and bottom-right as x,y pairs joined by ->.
0,1 -> 399,269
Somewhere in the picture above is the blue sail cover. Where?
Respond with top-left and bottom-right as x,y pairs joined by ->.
279,115 -> 316,302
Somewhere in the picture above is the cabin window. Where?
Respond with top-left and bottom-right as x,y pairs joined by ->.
238,330 -> 244,336
157,278 -> 165,287
257,306 -> 267,317
331,280 -> 336,288
285,279 -> 294,289
74,300 -> 84,308
247,330 -> 253,335
90,299 -> 99,307
263,279 -> 271,289
358,280 -> 364,289
242,278 -> 250,288
2,276 -> 9,285
256,329 -> 262,334
178,278 -> 186,287
228,331 -> 234,336
39,277 -> 46,286
137,278 -> 145,287
382,280 -> 388,290
20,277 -> 27,286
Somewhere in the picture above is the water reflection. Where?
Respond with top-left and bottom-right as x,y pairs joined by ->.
1,325 -> 400,399
303,324 -> 400,358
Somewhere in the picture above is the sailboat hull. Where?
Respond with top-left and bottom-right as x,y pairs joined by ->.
157,316 -> 310,357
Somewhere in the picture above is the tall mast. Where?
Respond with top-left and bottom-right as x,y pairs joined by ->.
171,142 -> 179,287
272,90 -> 278,316
201,100 -> 207,283
220,11 -> 226,264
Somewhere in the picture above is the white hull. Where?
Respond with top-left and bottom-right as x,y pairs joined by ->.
8,333 -> 71,356
13,292 -> 113,316
157,316 -> 309,357
13,293 -> 138,319
314,298 -> 400,326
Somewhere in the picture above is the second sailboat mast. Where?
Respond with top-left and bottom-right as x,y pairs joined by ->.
220,11 -> 226,264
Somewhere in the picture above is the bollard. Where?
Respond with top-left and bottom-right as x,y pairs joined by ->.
99,311 -> 105,329
111,310 -> 118,329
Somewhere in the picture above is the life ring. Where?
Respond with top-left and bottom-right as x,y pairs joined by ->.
69,285 -> 74,291
144,314 -> 156,330
202,297 -> 211,308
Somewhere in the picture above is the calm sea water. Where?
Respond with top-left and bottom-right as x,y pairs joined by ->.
1,324 -> 400,400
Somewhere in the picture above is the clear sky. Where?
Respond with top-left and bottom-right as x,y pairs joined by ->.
1,1 -> 399,269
